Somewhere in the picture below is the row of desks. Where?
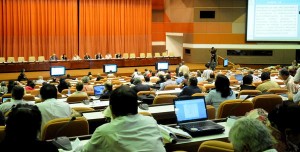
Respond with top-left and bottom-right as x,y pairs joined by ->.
0,57 -> 181,73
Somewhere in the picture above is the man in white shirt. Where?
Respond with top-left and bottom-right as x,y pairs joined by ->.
178,62 -> 189,75
0,86 -> 26,115
81,85 -> 166,152
202,63 -> 214,81
36,84 -> 72,128
294,68 -> 300,84
35,76 -> 45,85
279,68 -> 298,93
105,53 -> 112,59
72,54 -> 81,60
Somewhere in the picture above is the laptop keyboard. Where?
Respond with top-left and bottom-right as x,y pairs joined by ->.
182,121 -> 215,129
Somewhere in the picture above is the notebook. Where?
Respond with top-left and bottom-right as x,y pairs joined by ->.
173,96 -> 225,137
94,85 -> 105,98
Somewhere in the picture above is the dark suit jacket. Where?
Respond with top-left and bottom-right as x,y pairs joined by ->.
179,85 -> 202,97
132,84 -> 151,93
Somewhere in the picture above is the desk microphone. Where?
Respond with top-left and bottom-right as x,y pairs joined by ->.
52,117 -> 76,151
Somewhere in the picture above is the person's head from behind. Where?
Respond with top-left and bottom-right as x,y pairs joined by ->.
5,104 -> 42,142
87,72 -> 92,76
40,84 -> 57,100
215,75 -> 231,98
12,86 -> 24,100
268,103 -> 300,146
158,75 -> 165,82
165,74 -> 171,80
205,63 -> 210,69
82,76 -> 90,83
261,72 -> 271,81
104,81 -> 113,91
133,78 -> 142,85
243,74 -> 253,85
279,68 -> 290,80
248,70 -> 254,75
96,75 -> 102,81
144,76 -> 150,82
196,70 -> 201,77
66,74 -> 71,79
134,69 -> 138,72
209,73 -> 215,79
184,73 -> 189,80
76,82 -> 84,91
1,81 -> 6,87
38,76 -> 43,80
109,85 -> 138,118
26,80 -> 35,88
179,72 -> 184,77
229,117 -> 275,152
189,77 -> 198,86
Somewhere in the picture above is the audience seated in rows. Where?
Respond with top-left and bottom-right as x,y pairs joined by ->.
36,84 -> 72,129
229,117 -> 277,152
179,77 -> 202,97
0,104 -> 58,152
279,68 -> 298,93
159,74 -> 177,90
240,75 -> 256,90
256,72 -> 280,93
205,75 -> 236,112
70,82 -> 88,97
131,78 -> 151,93
80,85 -> 166,152
99,82 -> 113,99
82,76 -> 93,92
0,86 -> 26,115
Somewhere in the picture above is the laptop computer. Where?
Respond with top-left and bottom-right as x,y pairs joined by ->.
94,85 -> 105,98
234,74 -> 243,84
173,96 -> 225,137
1,97 -> 11,104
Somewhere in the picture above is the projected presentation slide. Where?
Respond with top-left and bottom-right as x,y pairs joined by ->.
247,0 -> 300,41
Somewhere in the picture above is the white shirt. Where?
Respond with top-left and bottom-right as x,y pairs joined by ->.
202,69 -> 214,80
294,68 -> 300,83
35,79 -> 45,85
179,65 -> 189,75
36,98 -> 72,128
0,99 -> 26,115
284,75 -> 299,93
105,54 -> 112,59
82,114 -> 166,152
73,56 -> 81,60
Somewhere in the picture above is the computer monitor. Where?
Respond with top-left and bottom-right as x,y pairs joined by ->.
223,58 -> 228,67
155,62 -> 169,71
103,64 -> 118,73
94,85 -> 105,98
50,66 -> 66,76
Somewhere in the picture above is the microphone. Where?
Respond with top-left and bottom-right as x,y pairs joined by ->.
52,117 -> 76,151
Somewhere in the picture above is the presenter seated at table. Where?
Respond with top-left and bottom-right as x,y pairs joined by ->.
61,54 -> 67,61
105,53 -> 112,59
229,117 -> 277,152
115,53 -> 122,58
0,104 -> 58,152
256,72 -> 280,93
84,53 -> 91,60
80,85 -> 166,152
72,54 -> 81,60
49,54 -> 58,61
240,75 -> 256,91
95,53 -> 102,59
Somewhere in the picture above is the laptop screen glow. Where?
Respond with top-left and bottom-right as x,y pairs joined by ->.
235,74 -> 243,82
174,97 -> 208,123
94,85 -> 105,97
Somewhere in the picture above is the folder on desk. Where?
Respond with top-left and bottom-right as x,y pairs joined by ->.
173,96 -> 224,137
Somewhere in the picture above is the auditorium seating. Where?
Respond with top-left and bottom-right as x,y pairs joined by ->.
38,56 -> 45,62
251,94 -> 283,113
237,90 -> 262,99
198,140 -> 234,152
17,57 -> 25,62
146,53 -> 152,58
28,56 -> 36,62
7,57 -> 15,63
217,99 -> 254,119
152,95 -> 177,104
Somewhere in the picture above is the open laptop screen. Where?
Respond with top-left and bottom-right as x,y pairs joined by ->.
234,74 -> 243,82
174,97 -> 208,123
94,85 -> 105,97
1,97 -> 11,104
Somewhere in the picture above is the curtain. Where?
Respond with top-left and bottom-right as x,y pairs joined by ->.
79,0 -> 152,57
0,0 -> 78,60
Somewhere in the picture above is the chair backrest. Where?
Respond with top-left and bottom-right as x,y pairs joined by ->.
198,140 -> 234,152
7,57 -> 15,63
23,94 -> 35,101
86,91 -> 94,96
162,52 -> 168,57
31,89 -> 40,97
66,95 -> 88,103
146,53 -> 152,58
17,57 -> 25,62
2,94 -> 12,98
192,93 -> 207,97
252,94 -> 283,113
204,84 -> 215,91
139,53 -> 145,58
217,99 -> 254,119
253,81 -> 262,87
61,89 -> 76,95
123,53 -> 129,59
38,56 -> 45,62
206,105 -> 216,120
0,126 -> 5,143
153,95 -> 177,104
154,53 -> 161,57
164,85 -> 180,90
137,91 -> 156,96
72,107 -> 95,113
28,56 -> 36,62
129,53 -> 135,58
138,111 -> 152,117
267,88 -> 288,94
237,90 -> 262,99
41,117 -> 89,140
0,57 -> 5,62
229,80 -> 238,86
150,77 -> 159,83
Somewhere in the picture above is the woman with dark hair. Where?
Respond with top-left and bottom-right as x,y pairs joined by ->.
205,75 -> 236,112
57,78 -> 70,93
156,75 -> 166,85
240,74 -> 256,90
25,80 -> 35,91
0,104 -> 58,151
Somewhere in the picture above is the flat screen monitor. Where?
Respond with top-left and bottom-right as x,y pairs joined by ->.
155,62 -> 169,71
50,66 -> 66,76
103,64 -> 118,73
223,59 -> 228,67
247,0 -> 300,42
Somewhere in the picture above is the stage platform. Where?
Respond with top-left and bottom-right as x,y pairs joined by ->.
0,63 -> 229,81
